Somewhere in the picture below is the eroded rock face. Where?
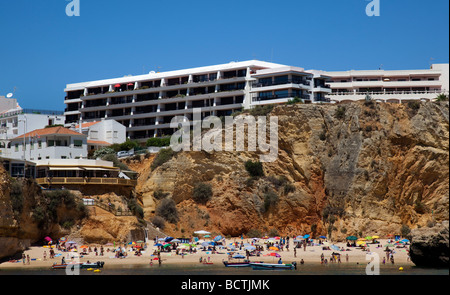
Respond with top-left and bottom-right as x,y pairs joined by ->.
139,101 -> 448,239
410,221 -> 449,267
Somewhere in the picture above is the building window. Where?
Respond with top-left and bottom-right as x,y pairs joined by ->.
15,144 -> 19,152
38,141 -> 42,149
114,131 -> 118,138
106,131 -> 112,139
90,131 -> 98,139
74,140 -> 83,148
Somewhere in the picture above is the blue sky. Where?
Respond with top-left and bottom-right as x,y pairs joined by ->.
0,0 -> 448,111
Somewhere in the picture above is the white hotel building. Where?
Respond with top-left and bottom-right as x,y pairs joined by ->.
64,60 -> 449,140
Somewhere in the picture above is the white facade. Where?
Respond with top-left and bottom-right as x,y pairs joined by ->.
64,60 -> 449,140
71,119 -> 126,145
5,127 -> 87,161
326,63 -> 449,103
64,60 -> 327,140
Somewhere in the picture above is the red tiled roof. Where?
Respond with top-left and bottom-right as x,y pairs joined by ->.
75,121 -> 100,129
87,140 -> 111,146
14,126 -> 86,140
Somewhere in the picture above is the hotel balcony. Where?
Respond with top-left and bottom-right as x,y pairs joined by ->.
253,79 -> 311,88
36,177 -> 137,187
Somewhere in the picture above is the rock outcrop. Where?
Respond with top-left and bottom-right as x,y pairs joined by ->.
410,221 -> 449,267
138,101 -> 449,241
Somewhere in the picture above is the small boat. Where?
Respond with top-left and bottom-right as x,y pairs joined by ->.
250,262 -> 296,270
223,260 -> 251,267
52,261 -> 105,270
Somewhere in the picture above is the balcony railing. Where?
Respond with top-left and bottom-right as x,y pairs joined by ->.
329,89 -> 445,96
253,93 -> 310,102
253,79 -> 311,88
36,177 -> 137,187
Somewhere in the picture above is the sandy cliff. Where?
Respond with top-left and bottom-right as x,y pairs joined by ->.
138,101 -> 449,239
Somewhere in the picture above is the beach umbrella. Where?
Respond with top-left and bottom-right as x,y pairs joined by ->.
401,239 -> 410,243
356,241 -> 367,246
136,240 -> 145,243
372,236 -> 380,239
209,242 -> 216,246
365,236 -> 373,240
171,239 -> 181,243
201,242 -> 210,247
163,244 -> 171,248
194,230 -> 211,235
44,236 -> 52,242
269,246 -> 279,251
346,236 -> 357,241
357,238 -> 366,241
204,235 -> 210,238
319,236 -> 327,239
154,243 -> 163,247
245,246 -> 256,251
303,234 -> 310,239
80,245 -> 88,249
269,253 -> 281,258
158,238 -> 165,241
165,237 -> 174,242
67,241 -> 77,245
213,235 -> 223,242
105,243 -> 114,246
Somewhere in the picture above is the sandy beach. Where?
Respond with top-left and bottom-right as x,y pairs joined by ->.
0,238 -> 413,271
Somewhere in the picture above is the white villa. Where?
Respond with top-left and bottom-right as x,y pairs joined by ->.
4,126 -> 88,161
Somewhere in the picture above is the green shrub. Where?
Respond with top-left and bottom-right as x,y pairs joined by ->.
400,224 -> 411,238
193,182 -> 213,204
10,179 -> 24,215
407,101 -> 421,111
247,229 -> 263,238
151,148 -> 175,170
283,183 -> 296,195
93,147 -> 115,159
245,160 -> 264,177
156,198 -> 179,224
127,199 -> 144,219
249,105 -> 274,117
151,216 -> 166,230
154,190 -> 170,200
101,153 -> 130,171
146,137 -> 171,147
335,106 -> 346,120
120,140 -> 140,151
263,190 -> 279,212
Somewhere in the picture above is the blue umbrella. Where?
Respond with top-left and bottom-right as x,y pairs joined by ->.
213,235 -> 223,242
303,234 -> 310,239
154,243 -> 163,247
209,242 -> 216,246
319,236 -> 327,239
245,246 -> 256,251
165,237 -> 174,242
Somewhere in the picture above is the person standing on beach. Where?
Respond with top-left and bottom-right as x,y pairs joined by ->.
22,253 -> 26,264
43,251 -> 47,261
294,247 -> 297,258
26,255 -> 30,265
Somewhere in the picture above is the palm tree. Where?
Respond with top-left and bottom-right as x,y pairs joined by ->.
435,93 -> 449,102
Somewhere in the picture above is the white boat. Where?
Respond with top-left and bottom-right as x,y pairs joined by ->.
250,262 -> 296,270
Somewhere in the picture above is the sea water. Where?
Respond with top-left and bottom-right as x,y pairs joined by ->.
0,263 -> 448,275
